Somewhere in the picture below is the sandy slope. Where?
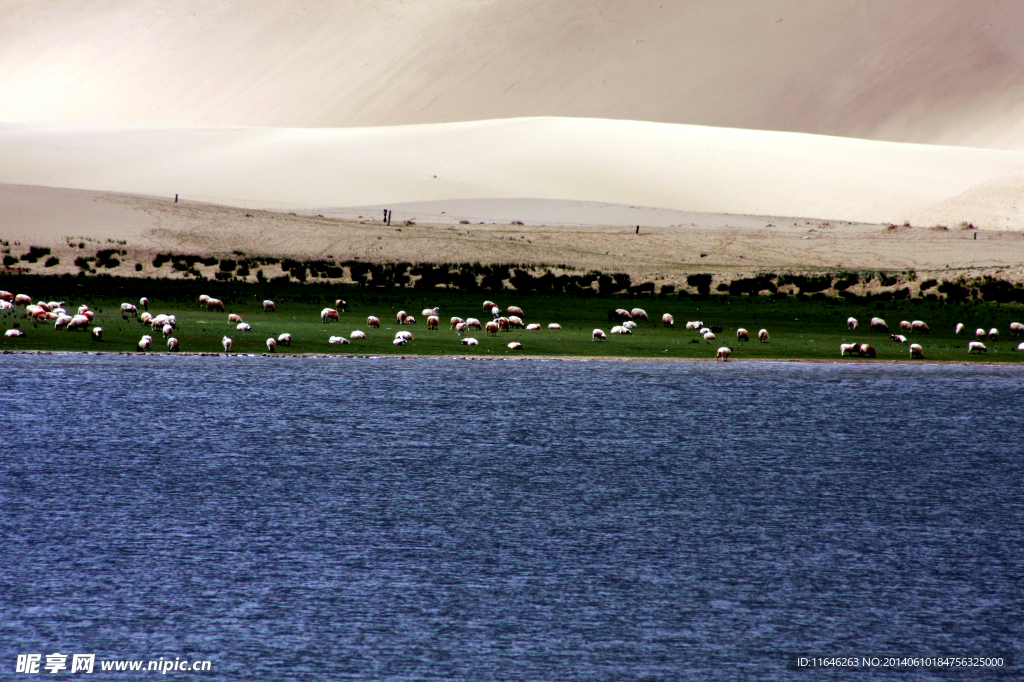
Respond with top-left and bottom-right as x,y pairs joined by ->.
2,1 -> 1024,150
4,184 -> 1024,289
3,118 -> 1024,229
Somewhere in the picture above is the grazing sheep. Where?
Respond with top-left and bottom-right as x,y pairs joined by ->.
222,336 -> 233,352
840,343 -> 859,356
736,328 -> 749,342
138,335 -> 153,351
263,300 -> 276,312
716,347 -> 732,361
491,306 -> 501,319
859,344 -> 876,358
498,317 -> 510,332
14,294 -> 31,305
167,337 -> 179,351
139,297 -> 148,310
77,305 -> 90,315
507,341 -> 523,350
630,308 -> 648,321
367,316 -> 380,328
82,311 -> 95,321
1017,342 -> 1024,351
0,300 -> 12,310
623,320 -> 638,330
593,329 -> 607,341
909,343 -> 924,359
847,317 -> 858,330
266,338 -> 277,352
54,314 -> 72,330
334,299 -> 349,312
140,312 -> 153,325
486,321 -> 499,336
703,331 -> 716,340
975,328 -> 986,341
911,320 -> 930,334
329,336 -> 350,344
228,313 -> 243,324
67,315 -> 90,331
427,315 -> 439,330
870,317 -> 888,332
610,325 -> 631,334
162,324 -> 174,339
662,313 -> 674,327
508,315 -> 525,328
199,294 -> 210,307
403,315 -> 416,325
207,298 -> 225,312
526,323 -> 541,330
121,303 -> 138,318
396,310 -> 407,324
989,327 -> 999,342
899,320 -> 912,334
450,317 -> 464,329
548,323 -> 561,330
967,341 -> 987,354
507,306 -> 525,318
455,322 -> 468,334
350,330 -> 365,340
890,334 -> 907,343
395,331 -> 413,341
758,329 -> 769,343
5,329 -> 24,337
461,337 -> 479,345
150,314 -> 171,329
699,327 -> 711,336
392,337 -> 407,346
0,290 -> 13,301
955,323 -> 965,336
236,323 -> 251,331
278,332 -> 292,345
483,300 -> 496,312
422,308 -> 435,317
464,317 -> 480,330
321,308 -> 340,323
615,308 -> 632,321
1009,321 -> 1023,336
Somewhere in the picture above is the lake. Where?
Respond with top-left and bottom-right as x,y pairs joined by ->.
1,355 -> 1021,680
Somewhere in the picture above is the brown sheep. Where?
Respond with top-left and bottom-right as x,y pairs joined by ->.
736,328 -> 749,342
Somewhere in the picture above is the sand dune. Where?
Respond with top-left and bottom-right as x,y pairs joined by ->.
2,1 -> 1024,150
3,118 -> 1024,229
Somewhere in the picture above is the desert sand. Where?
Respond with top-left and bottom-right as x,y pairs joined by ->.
3,1 -> 1024,151
5,184 -> 1023,289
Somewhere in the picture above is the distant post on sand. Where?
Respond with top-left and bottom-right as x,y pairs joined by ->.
636,225 -> 640,234
175,194 -> 178,203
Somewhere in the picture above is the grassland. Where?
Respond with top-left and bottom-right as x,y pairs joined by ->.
2,276 -> 1023,362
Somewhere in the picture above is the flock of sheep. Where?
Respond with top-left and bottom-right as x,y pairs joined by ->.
3,290 -> 1024,360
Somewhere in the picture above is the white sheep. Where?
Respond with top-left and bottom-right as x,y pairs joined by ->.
392,337 -> 407,346
67,314 -> 90,331
967,341 -> 987,354
329,336 -> 350,344
526,323 -> 541,330
450,317 -> 465,329
955,323 -> 965,336
716,347 -> 732,361
911,320 -> 930,334
507,306 -> 525,317
466,318 -> 482,330
507,341 -> 523,350
263,300 -> 276,312
5,328 -> 24,337
367,316 -> 380,328
1017,342 -> 1024,351
14,294 -> 32,306
758,329 -> 769,343
396,310 -> 407,324
847,317 -> 858,330
266,338 -> 277,352
909,343 -> 924,359
840,343 -> 859,356
486,321 -> 499,336
199,294 -> 210,307
630,308 -> 648,321
236,323 -> 251,331
870,317 -> 888,332
548,323 -> 561,330
138,335 -> 153,351
350,330 -> 366,339
736,328 -> 749,342
427,315 -> 440,330
1009,321 -> 1023,336
321,308 -> 339,323
121,303 -> 138,318
702,331 -> 716,340
890,334 -> 907,343
975,328 -> 986,340
395,331 -> 413,341
54,314 -> 72,330
455,322 -> 468,334
228,313 -> 243,324
989,327 -> 999,342
162,324 -> 174,339
610,325 -> 630,334
592,329 -> 607,341
662,313 -> 674,327
461,337 -> 479,345
139,297 -> 149,310
421,307 -> 439,317
899,320 -> 912,334
623,321 -> 637,330
206,298 -> 225,312
482,300 -> 496,311
222,336 -> 233,352
404,315 -> 416,325
167,337 -> 179,351
278,333 -> 292,345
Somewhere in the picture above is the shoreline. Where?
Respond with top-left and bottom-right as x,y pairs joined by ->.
3,349 -> 1019,367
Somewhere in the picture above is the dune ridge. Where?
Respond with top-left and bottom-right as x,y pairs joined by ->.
3,118 -> 1024,229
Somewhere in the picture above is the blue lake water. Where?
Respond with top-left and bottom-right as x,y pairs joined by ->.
1,355 -> 1021,680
